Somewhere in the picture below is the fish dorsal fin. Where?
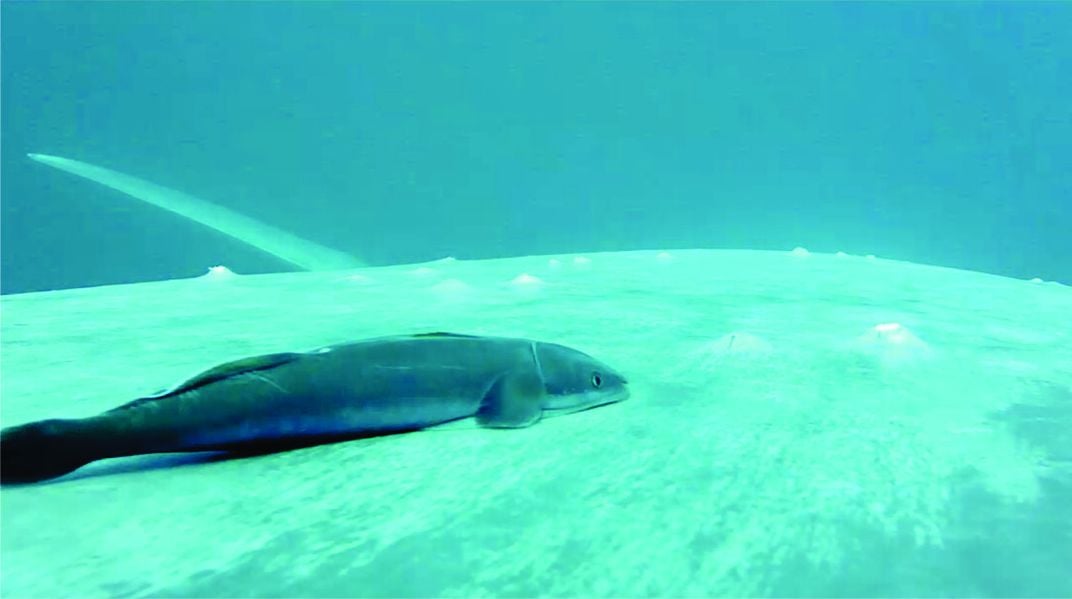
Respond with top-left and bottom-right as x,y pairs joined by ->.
476,369 -> 545,429
409,332 -> 481,339
108,352 -> 301,412
164,352 -> 301,395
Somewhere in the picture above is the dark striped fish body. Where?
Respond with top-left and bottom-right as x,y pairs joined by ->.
0,333 -> 629,484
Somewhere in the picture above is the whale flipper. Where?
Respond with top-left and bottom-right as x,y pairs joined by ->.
27,153 -> 364,271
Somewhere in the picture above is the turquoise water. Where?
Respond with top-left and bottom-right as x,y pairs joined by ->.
2,2 -> 1070,292
1,4 -> 1071,596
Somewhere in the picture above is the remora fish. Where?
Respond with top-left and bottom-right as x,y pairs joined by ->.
0,333 -> 629,484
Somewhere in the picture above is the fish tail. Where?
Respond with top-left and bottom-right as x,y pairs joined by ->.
0,418 -> 103,484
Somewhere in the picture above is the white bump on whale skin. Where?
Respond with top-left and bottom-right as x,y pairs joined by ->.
790,247 -> 810,257
836,251 -> 849,258
200,265 -> 237,280
410,267 -> 438,277
510,273 -> 544,287
548,258 -> 562,269
572,256 -> 592,268
855,322 -> 931,365
656,251 -> 674,263
419,256 -> 457,267
1029,277 -> 1044,284
430,278 -> 472,294
866,254 -> 877,261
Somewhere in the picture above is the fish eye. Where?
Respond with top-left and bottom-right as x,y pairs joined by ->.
591,372 -> 603,388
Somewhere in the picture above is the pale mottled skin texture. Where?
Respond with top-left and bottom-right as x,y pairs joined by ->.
1,250 -> 1069,597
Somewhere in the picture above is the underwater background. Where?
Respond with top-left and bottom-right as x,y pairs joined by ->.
2,4 -> 1072,598
2,2 -> 1070,293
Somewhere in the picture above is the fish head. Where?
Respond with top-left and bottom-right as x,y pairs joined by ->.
532,342 -> 630,415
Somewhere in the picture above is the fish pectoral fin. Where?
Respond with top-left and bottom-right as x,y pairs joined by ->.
476,369 -> 545,429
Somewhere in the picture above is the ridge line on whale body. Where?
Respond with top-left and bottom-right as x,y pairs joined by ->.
26,152 -> 363,272
0,332 -> 630,484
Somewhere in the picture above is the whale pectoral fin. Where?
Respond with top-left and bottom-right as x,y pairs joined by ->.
476,369 -> 545,429
26,153 -> 364,271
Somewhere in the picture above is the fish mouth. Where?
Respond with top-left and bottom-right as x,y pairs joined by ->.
544,386 -> 630,417
603,386 -> 630,405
